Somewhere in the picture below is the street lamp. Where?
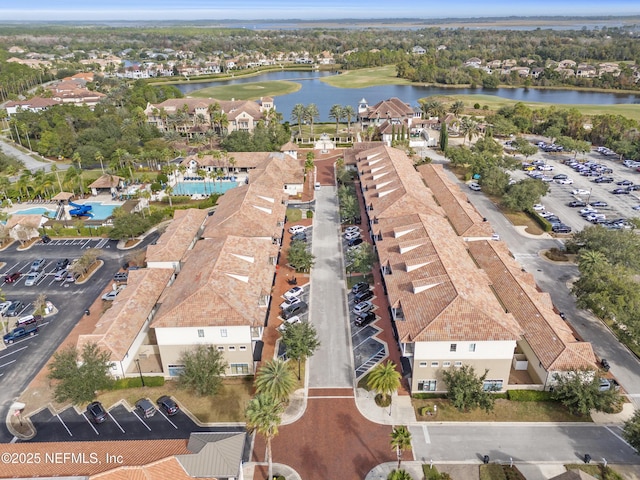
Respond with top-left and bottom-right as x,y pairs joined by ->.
587,188 -> 593,206
135,358 -> 145,387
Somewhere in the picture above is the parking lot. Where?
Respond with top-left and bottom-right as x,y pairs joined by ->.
510,147 -> 640,233
25,402 -> 245,442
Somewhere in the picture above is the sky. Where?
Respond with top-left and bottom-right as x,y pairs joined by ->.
1,0 -> 639,22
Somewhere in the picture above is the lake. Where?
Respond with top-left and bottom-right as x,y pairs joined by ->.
175,71 -> 640,123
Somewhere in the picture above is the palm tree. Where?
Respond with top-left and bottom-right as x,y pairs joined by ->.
390,426 -> 412,469
245,393 -> 285,480
450,100 -> 465,118
578,250 -> 608,273
343,105 -> 355,134
367,360 -> 401,405
164,185 -> 173,207
17,170 -> 32,200
387,469 -> 414,480
291,103 -> 306,138
459,117 -> 479,146
329,104 -> 344,135
254,359 -> 296,404
304,103 -> 319,139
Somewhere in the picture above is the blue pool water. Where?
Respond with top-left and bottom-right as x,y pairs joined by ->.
173,181 -> 239,195
13,207 -> 56,216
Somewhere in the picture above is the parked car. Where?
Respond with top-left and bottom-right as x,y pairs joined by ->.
113,272 -> 128,283
537,164 -> 553,171
102,287 -> 124,301
282,301 -> 308,320
4,272 -> 21,283
135,398 -> 157,418
616,179 -> 633,186
354,311 -> 376,327
556,178 -> 574,185
6,300 -> 23,317
87,401 -> 107,424
0,302 -> 12,316
348,237 -> 364,248
344,226 -> 361,235
532,204 -> 545,211
283,286 -> 304,301
612,188 -> 630,194
157,395 -> 179,416
353,301 -> 374,315
600,358 -> 611,372
599,378 -> 611,392
24,270 -> 44,286
568,201 -> 587,208
589,201 -> 608,208
3,324 -> 38,344
65,272 -> 78,283
278,315 -> 301,332
54,269 -> 68,281
468,182 -> 481,191
280,296 -> 302,310
344,231 -> 360,241
288,225 -> 306,235
351,282 -> 370,295
291,232 -> 307,242
16,314 -> 41,327
41,235 -> 51,244
539,211 -> 556,218
593,176 -> 614,183
572,189 -> 590,196
30,258 -> 46,272
354,289 -> 374,303
55,259 -> 69,271
552,174 -> 568,180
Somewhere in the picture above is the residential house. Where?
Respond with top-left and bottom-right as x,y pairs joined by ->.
412,46 -> 426,55
576,64 -> 598,78
4,97 -> 59,116
464,57 -> 482,68
558,59 -> 577,69
6,57 -> 52,69
531,67 -> 545,79
46,80 -> 105,107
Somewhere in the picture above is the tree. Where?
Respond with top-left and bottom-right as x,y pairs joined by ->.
254,359 -> 296,404
481,166 -> 511,196
388,469 -> 414,480
281,321 -> 320,380
178,345 -> 228,396
343,105 -> 355,134
346,242 -> 376,275
501,178 -> 549,212
304,103 -> 319,138
367,361 -> 401,405
291,103 -> 306,138
449,100 -> 464,118
287,239 -> 315,272
329,104 -> 344,134
48,343 -> 114,404
438,127 -> 448,152
623,409 -> 640,453
459,117 -> 478,146
245,393 -> 285,480
511,137 -> 537,159
33,293 -> 48,317
442,364 -> 496,413
551,369 -> 622,416
390,425 -> 412,469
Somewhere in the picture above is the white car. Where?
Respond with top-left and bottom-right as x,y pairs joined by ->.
344,231 -> 360,241
572,189 -> 590,196
556,178 -> 574,185
288,225 -> 306,235
537,164 -> 554,171
539,211 -> 555,218
580,207 -> 597,216
344,226 -> 361,235
532,204 -> 545,211
280,296 -> 302,310
0,301 -> 12,316
468,182 -> 481,191
24,270 -> 44,286
283,286 -> 304,301
278,316 -> 301,332
102,287 -> 124,301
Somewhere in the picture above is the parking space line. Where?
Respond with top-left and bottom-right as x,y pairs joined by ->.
82,413 -> 99,435
0,345 -> 29,360
0,359 -> 17,368
133,412 -> 152,431
56,414 -> 73,437
81,239 -> 92,248
157,410 -> 179,429
108,412 -> 126,433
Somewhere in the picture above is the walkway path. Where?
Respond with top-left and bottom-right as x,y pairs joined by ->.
0,138 -> 69,173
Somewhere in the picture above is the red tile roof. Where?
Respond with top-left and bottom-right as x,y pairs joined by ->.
146,209 -> 208,264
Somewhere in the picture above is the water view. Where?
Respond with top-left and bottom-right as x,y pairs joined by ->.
173,181 -> 239,195
175,71 -> 640,123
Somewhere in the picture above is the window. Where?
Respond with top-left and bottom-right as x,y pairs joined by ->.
450,344 -> 457,352
430,361 -> 439,367
228,346 -> 236,351
419,361 -> 427,367
230,363 -> 249,375
483,380 -> 503,392
469,343 -> 476,352
217,346 -> 225,351
454,361 -> 462,367
239,346 -> 247,351
418,380 -> 437,392
197,329 -> 204,338
220,328 -> 228,338
443,361 -> 451,368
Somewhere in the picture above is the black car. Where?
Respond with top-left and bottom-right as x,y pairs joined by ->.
552,174 -> 568,180
87,401 -> 107,424
291,232 -> 307,242
41,235 -> 51,244
354,289 -> 374,303
568,201 -> 587,208
351,282 -> 370,295
6,300 -> 23,317
55,259 -> 70,271
627,185 -> 640,191
593,176 -> 614,183
354,311 -> 376,327
113,272 -> 129,282
552,224 -> 572,234
157,395 -> 180,416
282,301 -> 308,320
617,179 -> 633,186
348,238 -> 364,248
545,216 -> 560,223
612,188 -> 630,194
600,358 -> 611,372
589,201 -> 608,207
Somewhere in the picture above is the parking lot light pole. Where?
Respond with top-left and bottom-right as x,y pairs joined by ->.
135,358 -> 145,387
587,188 -> 592,206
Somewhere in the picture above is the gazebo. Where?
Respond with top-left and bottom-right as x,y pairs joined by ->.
88,174 -> 125,196
52,191 -> 74,203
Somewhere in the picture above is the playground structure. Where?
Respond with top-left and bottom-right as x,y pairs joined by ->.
68,201 -> 93,217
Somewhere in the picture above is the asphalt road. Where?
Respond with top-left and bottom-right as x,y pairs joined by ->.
0,235 -> 158,443
0,138 -> 70,174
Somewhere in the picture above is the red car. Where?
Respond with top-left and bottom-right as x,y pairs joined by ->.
4,272 -> 21,283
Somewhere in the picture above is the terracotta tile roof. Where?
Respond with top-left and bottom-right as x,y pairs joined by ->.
249,153 -> 304,189
6,214 -> 42,229
202,182 -> 287,240
146,209 -> 208,264
77,269 -> 174,360
357,146 -> 441,229
0,439 -> 190,478
183,151 -> 272,170
377,213 -> 522,343
89,174 -> 125,189
363,97 -> 414,120
149,97 -> 265,122
467,240 -> 597,371
92,457 -> 192,480
280,141 -> 299,151
152,236 -> 278,328
418,163 -> 494,237
5,96 -> 59,108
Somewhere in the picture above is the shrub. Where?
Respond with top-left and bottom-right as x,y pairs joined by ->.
507,390 -> 554,402
422,465 -> 451,480
306,210 -> 313,218
413,392 -> 446,399
474,103 -> 481,109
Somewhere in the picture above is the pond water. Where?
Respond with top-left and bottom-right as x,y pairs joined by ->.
175,71 -> 640,122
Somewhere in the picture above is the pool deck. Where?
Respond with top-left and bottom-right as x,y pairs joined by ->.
3,193 -> 125,217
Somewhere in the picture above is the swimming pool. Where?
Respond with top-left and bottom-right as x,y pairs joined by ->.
13,207 -> 56,216
78,202 -> 119,220
172,181 -> 239,195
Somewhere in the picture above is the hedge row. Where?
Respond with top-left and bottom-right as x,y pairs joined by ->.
526,209 -> 552,232
110,376 -> 165,390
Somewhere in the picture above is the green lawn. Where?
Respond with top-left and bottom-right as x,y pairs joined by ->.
322,65 -> 411,88
188,80 -> 301,100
